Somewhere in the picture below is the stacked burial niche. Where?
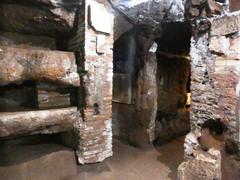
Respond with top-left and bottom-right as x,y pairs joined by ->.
0,0 -> 114,164
112,0 -> 192,146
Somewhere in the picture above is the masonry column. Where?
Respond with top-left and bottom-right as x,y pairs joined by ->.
68,0 -> 114,164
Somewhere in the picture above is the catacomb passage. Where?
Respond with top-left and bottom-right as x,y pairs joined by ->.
0,0 -> 240,180
112,22 -> 192,146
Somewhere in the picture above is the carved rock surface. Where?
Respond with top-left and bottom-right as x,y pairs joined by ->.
0,3 -> 77,36
135,53 -> 158,143
0,46 -> 80,86
112,0 -> 185,28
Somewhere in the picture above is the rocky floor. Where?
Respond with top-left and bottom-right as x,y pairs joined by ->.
0,137 -> 185,180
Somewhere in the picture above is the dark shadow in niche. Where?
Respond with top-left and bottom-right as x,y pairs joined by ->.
201,119 -> 227,135
0,81 -> 38,112
0,80 -> 78,112
0,133 -> 71,166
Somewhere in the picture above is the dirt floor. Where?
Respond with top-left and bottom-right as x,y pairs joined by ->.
76,138 -> 184,180
0,137 -> 184,180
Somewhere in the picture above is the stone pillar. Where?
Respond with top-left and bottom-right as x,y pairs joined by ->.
68,0 -> 114,164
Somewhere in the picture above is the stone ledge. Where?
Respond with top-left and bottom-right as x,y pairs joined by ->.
0,46 -> 80,86
0,107 -> 79,138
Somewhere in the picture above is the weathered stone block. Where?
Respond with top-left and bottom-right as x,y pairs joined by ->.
211,12 -> 240,36
210,34 -> 240,60
0,46 -> 80,86
0,107 -> 79,138
178,149 -> 222,180
75,119 -> 113,164
209,36 -> 230,55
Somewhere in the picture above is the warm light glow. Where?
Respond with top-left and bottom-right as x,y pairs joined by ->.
186,93 -> 191,106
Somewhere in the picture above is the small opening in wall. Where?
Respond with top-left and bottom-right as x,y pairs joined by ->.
93,103 -> 100,115
0,133 -> 72,166
202,119 -> 227,135
197,119 -> 227,151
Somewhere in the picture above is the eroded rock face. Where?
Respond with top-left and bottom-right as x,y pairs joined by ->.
210,11 -> 240,36
0,2 -> 77,36
135,52 -> 158,143
0,46 -> 80,86
112,0 -> 185,29
178,148 -> 222,180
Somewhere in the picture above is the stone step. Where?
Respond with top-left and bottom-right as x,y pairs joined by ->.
0,46 -> 80,86
0,107 -> 79,138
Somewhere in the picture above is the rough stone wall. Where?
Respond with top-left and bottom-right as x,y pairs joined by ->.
186,2 -> 240,153
179,0 -> 240,179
